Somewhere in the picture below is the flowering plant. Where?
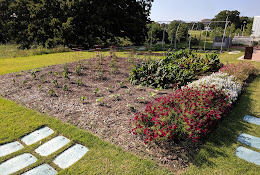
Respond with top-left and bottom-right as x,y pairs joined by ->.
220,62 -> 259,82
187,72 -> 242,104
130,86 -> 231,143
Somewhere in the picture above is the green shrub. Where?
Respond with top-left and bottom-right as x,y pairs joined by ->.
128,49 -> 222,89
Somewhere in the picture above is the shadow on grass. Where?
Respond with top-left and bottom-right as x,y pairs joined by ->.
190,75 -> 260,168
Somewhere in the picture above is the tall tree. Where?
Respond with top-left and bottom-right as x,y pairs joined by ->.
211,10 -> 240,29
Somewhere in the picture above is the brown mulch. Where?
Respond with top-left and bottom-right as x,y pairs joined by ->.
0,56 -> 201,173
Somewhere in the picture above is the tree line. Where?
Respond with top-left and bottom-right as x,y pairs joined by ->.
0,0 -> 153,49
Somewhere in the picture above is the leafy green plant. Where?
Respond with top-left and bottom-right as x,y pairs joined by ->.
22,80 -> 27,85
94,88 -> 100,96
80,96 -> 86,102
75,64 -> 83,76
76,78 -> 83,86
48,88 -> 56,97
48,71 -> 53,75
128,49 -> 222,89
30,71 -> 36,79
40,74 -> 45,82
38,84 -> 42,91
54,71 -> 59,76
96,97 -> 104,105
63,70 -> 70,80
118,81 -> 124,87
63,64 -> 69,72
62,84 -> 68,91
96,68 -> 104,80
52,79 -> 58,87
109,94 -> 120,100
126,104 -> 136,112
149,92 -> 157,97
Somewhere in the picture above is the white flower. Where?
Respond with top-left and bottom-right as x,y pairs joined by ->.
186,72 -> 242,104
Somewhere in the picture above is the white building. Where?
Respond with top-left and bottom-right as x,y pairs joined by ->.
252,16 -> 260,37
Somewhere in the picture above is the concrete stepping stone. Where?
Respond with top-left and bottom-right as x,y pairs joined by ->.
35,136 -> 70,156
53,144 -> 89,169
21,127 -> 54,145
235,146 -> 260,165
22,164 -> 57,175
238,133 -> 260,150
0,141 -> 24,157
243,115 -> 260,126
0,153 -> 37,175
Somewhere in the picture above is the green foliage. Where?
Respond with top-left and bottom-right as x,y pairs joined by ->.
128,50 -> 222,89
80,96 -> 86,101
48,88 -> 56,97
94,88 -> 100,96
76,78 -> 83,86
62,84 -> 68,91
52,79 -> 58,87
2,0 -> 153,48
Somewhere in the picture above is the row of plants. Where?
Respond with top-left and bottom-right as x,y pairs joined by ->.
130,61 -> 259,144
128,49 -> 222,89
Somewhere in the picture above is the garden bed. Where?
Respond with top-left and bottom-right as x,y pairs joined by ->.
0,56 -> 198,173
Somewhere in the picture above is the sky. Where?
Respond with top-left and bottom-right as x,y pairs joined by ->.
150,0 -> 260,22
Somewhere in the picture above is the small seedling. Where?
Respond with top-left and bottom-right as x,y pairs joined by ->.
54,71 -> 59,76
125,88 -> 130,93
137,84 -> 142,89
109,94 -> 120,100
62,84 -> 68,91
40,74 -> 45,82
106,86 -> 112,92
96,68 -> 104,80
52,79 -> 58,87
48,88 -> 56,97
80,96 -> 86,101
63,64 -> 69,72
75,65 -> 82,76
30,72 -> 36,79
118,81 -> 124,87
96,97 -> 104,105
137,97 -> 145,100
63,71 -> 70,80
13,79 -> 16,84
22,80 -> 27,85
16,72 -> 23,76
38,84 -> 42,91
76,78 -> 83,86
149,92 -> 157,97
93,88 -> 100,96
48,71 -> 53,75
126,104 -> 136,112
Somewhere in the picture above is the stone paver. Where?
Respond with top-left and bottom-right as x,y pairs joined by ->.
0,141 -> 24,157
243,115 -> 260,126
238,133 -> 260,150
21,127 -> 54,145
53,144 -> 89,169
235,146 -> 260,165
0,153 -> 37,175
22,164 -> 57,175
35,136 -> 70,156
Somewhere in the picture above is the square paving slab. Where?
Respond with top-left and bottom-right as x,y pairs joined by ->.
0,141 -> 24,157
21,127 -> 54,145
238,133 -> 260,150
53,144 -> 89,169
0,153 -> 37,175
35,136 -> 70,156
243,115 -> 260,126
235,146 -> 260,165
22,164 -> 57,175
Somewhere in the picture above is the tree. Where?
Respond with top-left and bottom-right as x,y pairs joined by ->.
167,20 -> 188,44
211,10 -> 240,29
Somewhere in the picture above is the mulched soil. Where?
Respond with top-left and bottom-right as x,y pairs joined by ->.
0,55 -> 202,173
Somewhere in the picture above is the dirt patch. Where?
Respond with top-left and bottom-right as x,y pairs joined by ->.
0,56 -> 201,173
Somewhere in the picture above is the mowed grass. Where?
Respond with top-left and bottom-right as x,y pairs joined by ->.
184,52 -> 260,175
0,51 -> 110,75
0,97 -> 172,175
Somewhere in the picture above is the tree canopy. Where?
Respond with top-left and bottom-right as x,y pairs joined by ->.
0,0 -> 154,48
